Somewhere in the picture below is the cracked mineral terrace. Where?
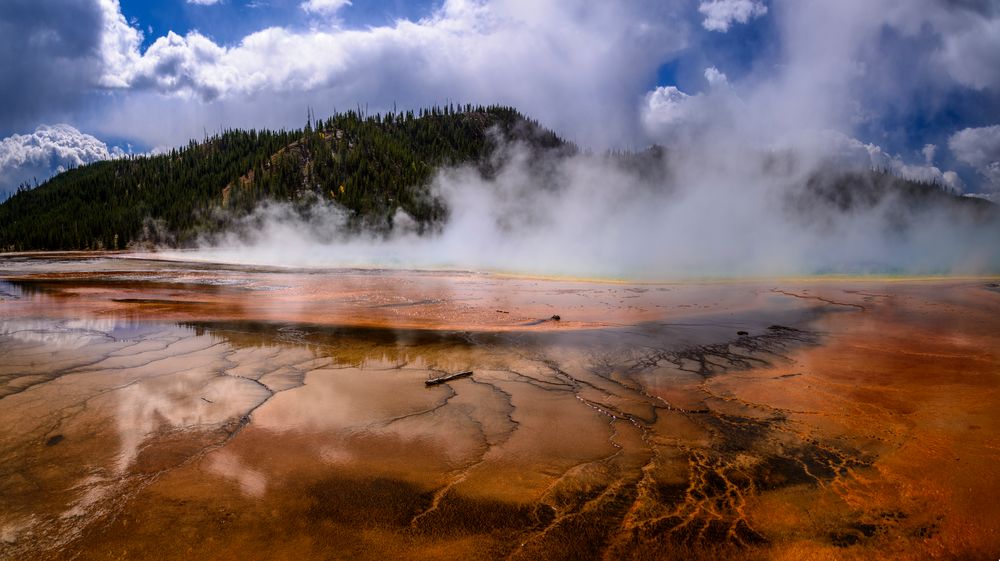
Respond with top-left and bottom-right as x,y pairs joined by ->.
0,253 -> 998,560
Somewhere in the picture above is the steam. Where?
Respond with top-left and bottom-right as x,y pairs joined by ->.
155,1 -> 1000,279
167,134 -> 999,279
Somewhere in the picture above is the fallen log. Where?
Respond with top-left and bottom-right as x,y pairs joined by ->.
425,371 -> 473,386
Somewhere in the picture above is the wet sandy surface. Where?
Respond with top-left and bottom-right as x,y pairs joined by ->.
1,253 -> 998,560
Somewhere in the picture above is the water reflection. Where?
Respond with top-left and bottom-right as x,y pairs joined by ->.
1,257 -> 999,560
0,318 -> 115,348
207,449 -> 267,498
113,368 -> 272,474
0,281 -> 21,301
0,317 -> 160,348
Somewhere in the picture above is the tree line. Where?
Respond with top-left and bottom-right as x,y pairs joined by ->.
0,105 -> 568,251
0,103 -> 991,252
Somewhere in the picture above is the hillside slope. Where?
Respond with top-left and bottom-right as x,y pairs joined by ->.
0,105 -> 993,253
0,105 -> 568,251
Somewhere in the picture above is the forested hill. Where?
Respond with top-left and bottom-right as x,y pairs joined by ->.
0,104 -> 994,252
0,105 -> 570,251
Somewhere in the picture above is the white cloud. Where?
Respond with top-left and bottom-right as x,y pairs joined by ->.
8,0 -> 993,200
821,131 -> 963,191
0,124 -> 123,198
927,8 -> 1000,91
740,0 -> 1000,154
127,31 -> 229,99
949,125 -> 1000,191
640,79 -> 741,143
901,165 -> 964,192
69,0 -> 1000,162
942,171 -> 963,192
188,0 -> 222,5
703,66 -> 728,87
642,86 -> 692,130
2,0 -> 997,161
300,0 -> 351,15
698,0 -> 767,32
96,0 -> 143,89
848,0 -> 1000,93
0,124 -> 121,175
86,0 -> 687,148
0,0 -> 116,130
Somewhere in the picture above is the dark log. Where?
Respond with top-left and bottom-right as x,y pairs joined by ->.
425,371 -> 473,386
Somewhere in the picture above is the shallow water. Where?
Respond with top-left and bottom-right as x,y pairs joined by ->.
1,254 -> 998,560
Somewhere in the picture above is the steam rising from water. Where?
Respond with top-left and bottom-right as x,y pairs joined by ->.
168,136 -> 1000,279
150,0 -> 1000,279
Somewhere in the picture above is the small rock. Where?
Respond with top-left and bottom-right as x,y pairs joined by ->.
550,315 -> 561,321
737,330 -> 749,336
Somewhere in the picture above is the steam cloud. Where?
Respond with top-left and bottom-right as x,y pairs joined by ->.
152,1 -> 1000,279
166,133 -> 999,279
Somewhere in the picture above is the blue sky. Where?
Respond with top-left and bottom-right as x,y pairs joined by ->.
0,0 -> 998,199
119,0 -> 437,49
